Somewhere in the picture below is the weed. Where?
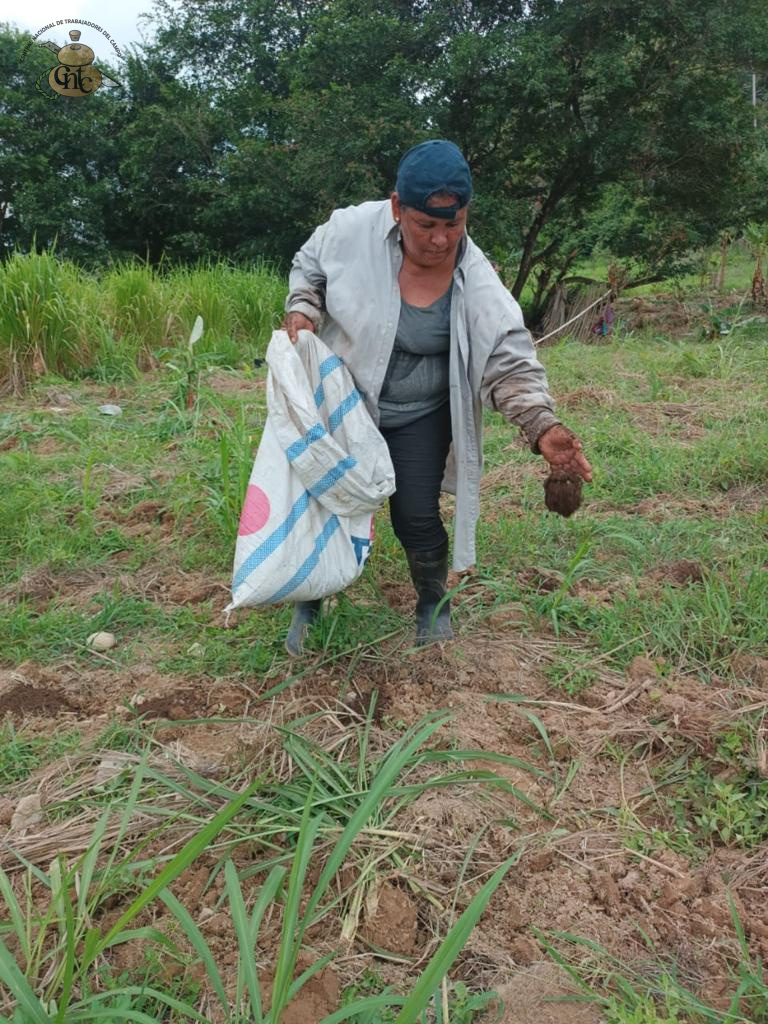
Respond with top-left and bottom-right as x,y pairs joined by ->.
544,649 -> 599,696
0,723 -> 80,785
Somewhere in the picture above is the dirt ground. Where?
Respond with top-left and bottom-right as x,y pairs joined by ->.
3,607 -> 767,1020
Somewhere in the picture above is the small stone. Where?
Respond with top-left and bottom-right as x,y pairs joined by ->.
87,631 -> 116,652
10,794 -> 43,833
94,755 -> 125,786
187,642 -> 205,657
98,404 -> 122,416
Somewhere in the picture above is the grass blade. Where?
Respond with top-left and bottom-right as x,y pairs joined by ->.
0,938 -> 50,1024
320,994 -> 407,1023
304,714 -> 449,927
0,866 -> 28,962
225,858 -> 263,1022
91,778 -> 261,966
270,793 -> 323,1019
394,855 -> 517,1024
158,888 -> 230,1015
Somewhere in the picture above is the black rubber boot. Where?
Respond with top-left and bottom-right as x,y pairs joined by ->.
405,543 -> 454,646
285,599 -> 322,657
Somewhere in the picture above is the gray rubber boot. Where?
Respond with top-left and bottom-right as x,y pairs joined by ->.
285,599 -> 322,657
405,543 -> 454,645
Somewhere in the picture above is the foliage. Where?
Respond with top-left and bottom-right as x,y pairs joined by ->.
536,909 -> 768,1024
743,221 -> 768,304
3,4 -> 768,316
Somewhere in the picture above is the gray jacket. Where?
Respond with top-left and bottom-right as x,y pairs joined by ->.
285,199 -> 560,570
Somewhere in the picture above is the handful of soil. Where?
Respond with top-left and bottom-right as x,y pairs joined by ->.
544,470 -> 583,517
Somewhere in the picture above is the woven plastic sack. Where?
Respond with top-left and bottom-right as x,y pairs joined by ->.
226,330 -> 395,609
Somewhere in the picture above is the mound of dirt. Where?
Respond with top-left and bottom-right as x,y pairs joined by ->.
0,682 -> 76,717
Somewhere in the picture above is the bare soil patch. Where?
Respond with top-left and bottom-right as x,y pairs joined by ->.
3,628 -> 767,1013
0,681 -> 76,717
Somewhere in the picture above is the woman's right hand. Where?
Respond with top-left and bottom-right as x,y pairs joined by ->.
281,312 -> 315,344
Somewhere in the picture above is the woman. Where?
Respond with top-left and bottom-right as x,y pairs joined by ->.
281,139 -> 592,655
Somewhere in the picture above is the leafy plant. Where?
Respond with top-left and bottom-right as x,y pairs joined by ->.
164,314 -> 205,411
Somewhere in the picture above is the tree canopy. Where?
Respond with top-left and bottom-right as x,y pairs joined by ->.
1,1 -> 766,316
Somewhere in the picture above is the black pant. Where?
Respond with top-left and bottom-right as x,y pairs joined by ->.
379,401 -> 453,552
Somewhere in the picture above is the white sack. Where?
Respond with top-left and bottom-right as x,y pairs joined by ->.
227,330 -> 395,609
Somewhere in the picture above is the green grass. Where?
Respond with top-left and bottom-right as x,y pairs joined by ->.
0,252 -> 286,393
2,265 -> 768,1021
0,723 -> 81,785
2,322 -> 766,676
0,714 -> 531,1022
558,241 -> 758,298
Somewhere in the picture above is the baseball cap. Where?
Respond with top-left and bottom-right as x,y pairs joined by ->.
395,140 -> 473,219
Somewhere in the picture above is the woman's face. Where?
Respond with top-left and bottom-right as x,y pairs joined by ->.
391,192 -> 467,270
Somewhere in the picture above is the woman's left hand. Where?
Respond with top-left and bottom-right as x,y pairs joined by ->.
538,425 -> 593,482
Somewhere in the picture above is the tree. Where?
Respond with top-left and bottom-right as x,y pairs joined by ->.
428,0 -> 767,315
0,24 -> 119,264
3,0 -> 767,315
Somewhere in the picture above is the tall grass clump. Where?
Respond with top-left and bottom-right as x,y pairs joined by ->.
0,253 -> 287,393
0,251 -> 96,394
99,261 -> 174,364
171,259 -> 286,362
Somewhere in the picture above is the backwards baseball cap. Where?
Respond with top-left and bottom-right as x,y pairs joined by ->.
395,139 -> 473,219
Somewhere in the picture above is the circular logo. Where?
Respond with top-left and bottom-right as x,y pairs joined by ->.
49,63 -> 102,97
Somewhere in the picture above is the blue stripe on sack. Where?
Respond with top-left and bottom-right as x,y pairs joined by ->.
233,454 -> 356,594
319,354 -> 343,378
233,491 -> 310,590
286,423 -> 326,462
265,515 -> 341,603
328,389 -> 362,432
309,455 -> 357,497
314,355 -> 344,408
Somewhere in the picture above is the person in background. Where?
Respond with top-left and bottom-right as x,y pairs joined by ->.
281,139 -> 592,655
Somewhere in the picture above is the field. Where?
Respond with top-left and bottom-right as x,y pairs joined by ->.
1,257 -> 768,1023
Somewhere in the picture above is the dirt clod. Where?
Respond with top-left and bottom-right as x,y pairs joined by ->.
509,935 -> 541,965
133,690 -> 201,720
543,471 -> 583,517
362,882 -> 419,955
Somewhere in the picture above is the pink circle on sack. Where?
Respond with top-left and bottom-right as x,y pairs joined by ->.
238,485 -> 271,535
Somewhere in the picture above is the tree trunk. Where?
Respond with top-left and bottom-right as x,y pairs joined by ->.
752,257 -> 766,306
510,175 -> 570,300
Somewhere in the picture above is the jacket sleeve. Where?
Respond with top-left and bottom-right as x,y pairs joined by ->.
285,221 -> 330,329
479,314 -> 562,453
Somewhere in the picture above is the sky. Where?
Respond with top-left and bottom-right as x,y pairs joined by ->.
0,0 -> 159,57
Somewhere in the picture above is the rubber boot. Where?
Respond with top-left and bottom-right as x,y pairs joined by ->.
405,543 -> 454,646
285,599 -> 322,657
